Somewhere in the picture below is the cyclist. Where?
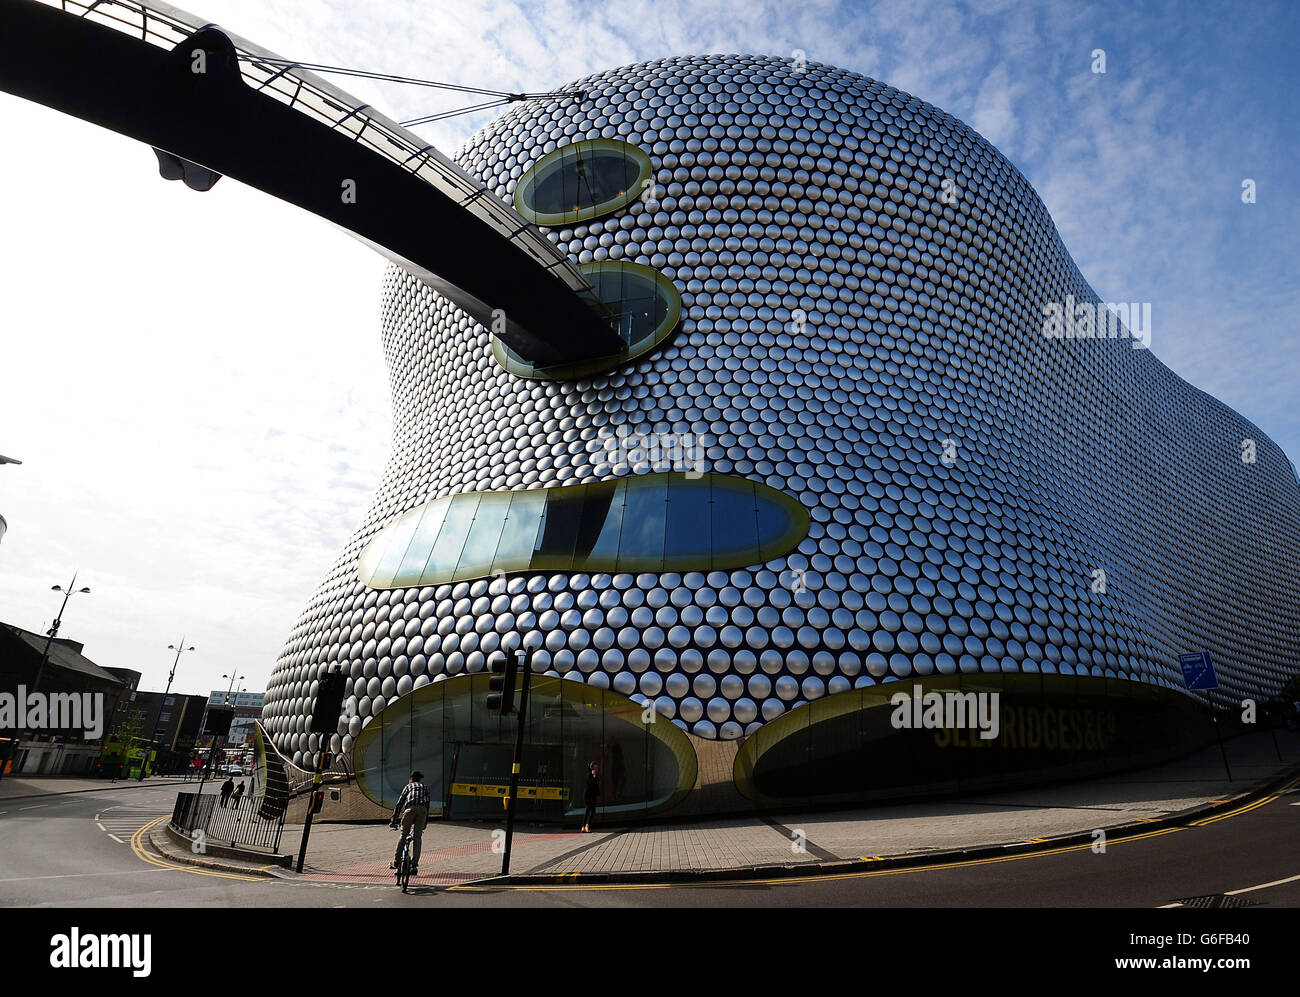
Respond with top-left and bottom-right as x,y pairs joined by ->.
389,770 -> 431,875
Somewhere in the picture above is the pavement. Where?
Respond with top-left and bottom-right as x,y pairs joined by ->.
0,773 -> 194,801
124,727 -> 1300,886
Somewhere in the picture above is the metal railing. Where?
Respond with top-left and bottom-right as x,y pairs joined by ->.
170,788 -> 286,853
170,788 -> 214,834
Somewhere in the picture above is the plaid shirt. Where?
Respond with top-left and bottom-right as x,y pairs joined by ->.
391,780 -> 431,821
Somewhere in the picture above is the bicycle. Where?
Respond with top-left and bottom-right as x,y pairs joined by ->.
392,824 -> 414,893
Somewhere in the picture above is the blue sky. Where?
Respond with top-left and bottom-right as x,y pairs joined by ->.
0,0 -> 1295,695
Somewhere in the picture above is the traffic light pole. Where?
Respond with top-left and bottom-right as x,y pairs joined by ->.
296,752 -> 324,874
296,668 -> 346,874
500,650 -> 531,877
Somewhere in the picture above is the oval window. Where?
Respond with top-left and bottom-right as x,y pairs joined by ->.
493,260 -> 682,380
358,473 -> 810,590
514,138 -> 652,226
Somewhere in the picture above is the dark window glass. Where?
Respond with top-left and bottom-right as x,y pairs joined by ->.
531,485 -> 586,570
616,475 -> 668,571
574,479 -> 626,570
710,478 -> 761,568
757,490 -> 798,561
664,476 -> 712,564
530,149 -> 641,216
590,266 -> 667,348
493,261 -> 681,381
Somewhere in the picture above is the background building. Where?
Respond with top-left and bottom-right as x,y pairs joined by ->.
0,623 -> 133,775
129,690 -> 207,770
239,55 -> 1300,819
204,690 -> 263,747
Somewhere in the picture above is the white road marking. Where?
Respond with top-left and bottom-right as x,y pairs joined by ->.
20,804 -> 46,810
0,868 -> 173,883
1226,872 -> 1300,895
94,803 -> 173,844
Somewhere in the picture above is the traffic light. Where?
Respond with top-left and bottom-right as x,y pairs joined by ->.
205,707 -> 234,737
308,791 -> 325,815
487,652 -> 519,715
310,668 -> 348,734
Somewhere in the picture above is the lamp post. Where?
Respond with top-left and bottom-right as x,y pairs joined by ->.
32,574 -> 91,697
0,454 -> 19,551
0,573 -> 90,783
147,638 -> 195,773
221,673 -> 244,706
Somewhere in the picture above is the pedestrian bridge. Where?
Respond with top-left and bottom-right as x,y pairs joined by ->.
0,0 -> 623,366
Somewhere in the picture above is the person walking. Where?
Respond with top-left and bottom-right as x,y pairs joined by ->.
389,771 -> 431,875
231,780 -> 246,809
220,777 -> 235,808
581,761 -> 600,833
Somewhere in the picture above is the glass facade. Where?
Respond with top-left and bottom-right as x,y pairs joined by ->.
358,472 -> 810,589
353,673 -> 697,821
513,138 -> 653,226
732,674 -> 1210,809
493,260 -> 682,380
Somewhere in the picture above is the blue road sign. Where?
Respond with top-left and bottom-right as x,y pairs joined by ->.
1178,651 -> 1219,691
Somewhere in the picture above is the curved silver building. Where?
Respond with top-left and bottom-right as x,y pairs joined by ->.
262,55 -> 1300,819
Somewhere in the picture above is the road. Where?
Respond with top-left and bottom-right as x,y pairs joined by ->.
0,781 -> 1295,908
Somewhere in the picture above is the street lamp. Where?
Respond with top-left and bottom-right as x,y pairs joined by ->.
0,573 -> 90,783
147,638 -> 195,766
32,575 -> 92,701
221,673 -> 245,705
0,454 -> 18,549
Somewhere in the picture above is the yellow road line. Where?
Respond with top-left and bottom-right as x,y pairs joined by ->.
1191,775 -> 1300,827
129,816 -> 268,883
1192,795 -> 1276,826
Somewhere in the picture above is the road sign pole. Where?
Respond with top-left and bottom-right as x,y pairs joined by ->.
1264,707 -> 1282,761
1211,713 -> 1232,782
500,649 -> 531,878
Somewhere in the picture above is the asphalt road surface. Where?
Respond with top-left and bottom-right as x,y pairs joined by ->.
0,781 -> 1295,908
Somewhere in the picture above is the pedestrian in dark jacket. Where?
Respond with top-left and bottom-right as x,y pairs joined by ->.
220,777 -> 235,807
232,781 -> 246,809
581,761 -> 600,833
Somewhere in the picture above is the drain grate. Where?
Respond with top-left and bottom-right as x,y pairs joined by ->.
1170,894 -> 1256,909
